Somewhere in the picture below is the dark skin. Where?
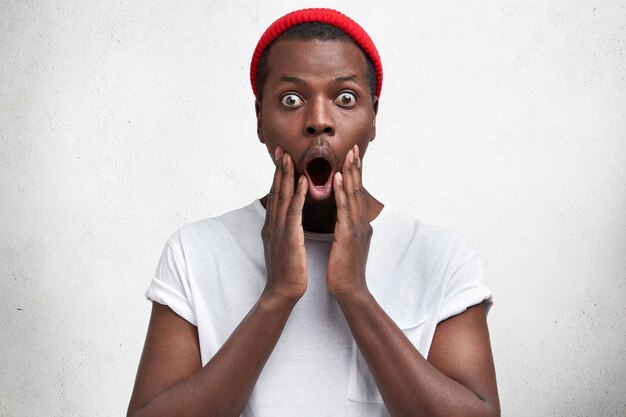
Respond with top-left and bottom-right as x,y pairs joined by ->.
127,39 -> 500,417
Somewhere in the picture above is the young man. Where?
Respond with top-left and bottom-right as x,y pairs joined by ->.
127,8 -> 499,417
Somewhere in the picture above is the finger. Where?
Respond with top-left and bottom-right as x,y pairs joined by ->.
267,146 -> 284,227
333,171 -> 350,226
351,144 -> 367,219
340,147 -> 354,193
350,144 -> 364,200
285,175 -> 307,233
277,152 -> 296,227
341,147 -> 361,212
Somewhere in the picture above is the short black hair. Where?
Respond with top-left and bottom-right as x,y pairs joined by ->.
255,22 -> 377,103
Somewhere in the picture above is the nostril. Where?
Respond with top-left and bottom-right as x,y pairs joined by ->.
323,127 -> 333,134
306,127 -> 316,135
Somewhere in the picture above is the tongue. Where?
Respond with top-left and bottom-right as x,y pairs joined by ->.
306,158 -> 332,186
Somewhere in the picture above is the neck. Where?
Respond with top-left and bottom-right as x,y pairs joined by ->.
259,188 -> 384,235
302,199 -> 337,233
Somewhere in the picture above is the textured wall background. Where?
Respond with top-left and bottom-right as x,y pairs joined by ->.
1,1 -> 625,416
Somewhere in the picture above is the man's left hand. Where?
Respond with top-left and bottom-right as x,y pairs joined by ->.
327,144 -> 372,296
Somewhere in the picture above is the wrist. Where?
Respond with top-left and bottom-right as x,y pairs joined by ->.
260,287 -> 301,310
331,285 -> 372,305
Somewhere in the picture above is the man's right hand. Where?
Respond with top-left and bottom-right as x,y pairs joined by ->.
261,146 -> 309,302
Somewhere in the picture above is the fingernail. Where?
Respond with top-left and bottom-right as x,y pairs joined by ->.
347,150 -> 354,164
335,172 -> 343,183
354,144 -> 360,158
357,156 -> 361,168
282,153 -> 288,166
274,146 -> 283,162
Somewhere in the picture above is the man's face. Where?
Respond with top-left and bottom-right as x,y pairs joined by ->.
256,38 -> 378,203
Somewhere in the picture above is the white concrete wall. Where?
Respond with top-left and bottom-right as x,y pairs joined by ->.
1,1 -> 625,416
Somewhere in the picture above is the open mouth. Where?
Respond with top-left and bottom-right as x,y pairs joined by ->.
304,157 -> 334,200
306,157 -> 333,186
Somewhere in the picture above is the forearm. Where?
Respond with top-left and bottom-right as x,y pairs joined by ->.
132,293 -> 296,417
335,289 -> 498,417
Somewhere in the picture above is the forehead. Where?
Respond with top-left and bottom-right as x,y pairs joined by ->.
265,39 -> 369,81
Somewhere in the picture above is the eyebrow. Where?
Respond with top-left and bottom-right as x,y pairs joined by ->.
332,75 -> 360,84
279,75 -> 306,84
278,74 -> 361,85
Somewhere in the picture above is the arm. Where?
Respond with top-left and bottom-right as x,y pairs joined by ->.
127,296 -> 296,417
328,145 -> 499,417
127,149 -> 309,417
336,294 -> 499,417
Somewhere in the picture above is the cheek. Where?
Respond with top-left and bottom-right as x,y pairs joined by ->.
347,113 -> 375,147
261,113 -> 298,144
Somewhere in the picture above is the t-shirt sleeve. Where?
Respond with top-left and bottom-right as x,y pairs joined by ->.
145,238 -> 197,326
438,253 -> 493,323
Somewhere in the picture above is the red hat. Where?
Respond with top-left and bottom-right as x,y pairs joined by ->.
250,8 -> 383,98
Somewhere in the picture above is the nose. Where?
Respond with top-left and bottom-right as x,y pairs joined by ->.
305,97 -> 335,136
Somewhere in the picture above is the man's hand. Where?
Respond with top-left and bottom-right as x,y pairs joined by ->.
262,146 -> 309,302
327,144 -> 372,296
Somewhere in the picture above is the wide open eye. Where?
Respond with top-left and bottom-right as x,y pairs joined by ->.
280,93 -> 304,108
334,92 -> 357,107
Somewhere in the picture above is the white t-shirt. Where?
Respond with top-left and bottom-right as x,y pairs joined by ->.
146,200 -> 492,416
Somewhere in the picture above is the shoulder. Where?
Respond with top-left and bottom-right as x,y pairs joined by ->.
166,201 -> 264,255
374,206 -> 477,264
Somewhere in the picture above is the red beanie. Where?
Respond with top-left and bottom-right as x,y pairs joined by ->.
250,8 -> 383,98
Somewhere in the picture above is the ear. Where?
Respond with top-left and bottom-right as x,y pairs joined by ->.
255,99 -> 264,143
370,96 -> 379,142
